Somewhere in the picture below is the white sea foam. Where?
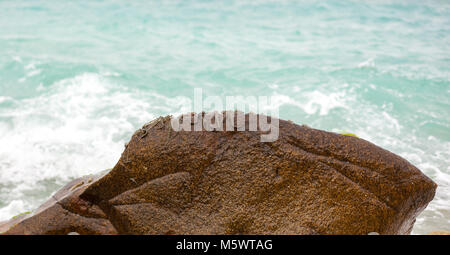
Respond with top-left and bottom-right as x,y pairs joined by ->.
270,90 -> 351,116
0,96 -> 13,104
0,73 -> 189,221
0,200 -> 26,219
358,58 -> 375,68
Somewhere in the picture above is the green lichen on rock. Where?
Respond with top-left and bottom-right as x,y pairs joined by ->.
12,211 -> 31,219
339,132 -> 358,138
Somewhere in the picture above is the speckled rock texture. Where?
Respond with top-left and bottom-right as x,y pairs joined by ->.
0,112 -> 437,235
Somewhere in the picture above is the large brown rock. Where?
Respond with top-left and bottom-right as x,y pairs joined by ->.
0,112 -> 437,235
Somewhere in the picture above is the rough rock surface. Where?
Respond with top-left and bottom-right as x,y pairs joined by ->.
0,112 -> 437,235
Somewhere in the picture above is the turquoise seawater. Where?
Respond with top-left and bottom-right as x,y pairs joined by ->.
0,0 -> 449,234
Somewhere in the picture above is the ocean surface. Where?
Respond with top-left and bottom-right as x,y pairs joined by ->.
0,0 -> 449,234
